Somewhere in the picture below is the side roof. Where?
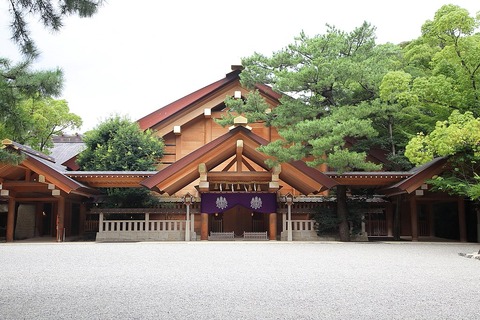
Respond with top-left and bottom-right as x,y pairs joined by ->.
1,139 -> 97,196
381,157 -> 448,196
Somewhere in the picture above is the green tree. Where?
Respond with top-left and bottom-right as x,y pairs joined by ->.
19,97 -> 82,152
362,4 -> 480,169
403,4 -> 480,114
405,110 -> 480,201
6,0 -> 104,57
0,58 -> 69,147
77,115 -> 165,208
232,22 -> 398,241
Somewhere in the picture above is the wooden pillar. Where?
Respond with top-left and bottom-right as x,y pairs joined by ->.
427,203 -> 435,237
458,197 -> 467,242
190,213 -> 195,240
35,203 -> 43,237
79,202 -> 86,236
410,196 -> 418,241
57,197 -> 65,242
6,198 -> 16,242
386,203 -> 394,237
269,212 -> 277,241
201,213 -> 208,240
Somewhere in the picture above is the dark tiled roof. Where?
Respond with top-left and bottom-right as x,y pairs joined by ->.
49,141 -> 85,166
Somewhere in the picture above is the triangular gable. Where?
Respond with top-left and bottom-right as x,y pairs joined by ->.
141,126 -> 337,195
137,67 -> 281,136
138,69 -> 241,131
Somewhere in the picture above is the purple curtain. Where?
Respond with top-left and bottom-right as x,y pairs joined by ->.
201,193 -> 277,214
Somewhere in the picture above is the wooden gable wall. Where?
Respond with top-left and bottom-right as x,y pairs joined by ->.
155,83 -> 280,173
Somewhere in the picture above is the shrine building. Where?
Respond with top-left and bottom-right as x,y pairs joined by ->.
0,66 -> 478,243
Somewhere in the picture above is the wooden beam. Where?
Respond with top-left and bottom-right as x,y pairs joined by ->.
152,82 -> 241,137
242,158 -> 256,172
236,140 -> 243,172
222,157 -> 236,172
207,171 -> 271,182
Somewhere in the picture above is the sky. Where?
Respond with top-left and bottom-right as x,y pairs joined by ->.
1,1 -> 479,133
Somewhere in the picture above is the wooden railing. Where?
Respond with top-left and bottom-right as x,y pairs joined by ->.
85,220 -> 99,232
283,219 -> 316,232
366,220 -> 387,236
100,220 -> 185,232
93,210 -> 195,241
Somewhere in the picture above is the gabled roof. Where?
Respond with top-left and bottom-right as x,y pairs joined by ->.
138,69 -> 242,130
50,135 -> 85,170
141,126 -> 337,195
1,139 -> 97,197
137,66 -> 282,132
3,139 -> 55,162
23,153 -> 98,196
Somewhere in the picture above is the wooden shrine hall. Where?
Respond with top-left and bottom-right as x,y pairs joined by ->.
1,66 -> 478,243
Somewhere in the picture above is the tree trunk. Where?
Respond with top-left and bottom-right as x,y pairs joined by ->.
336,185 -> 350,242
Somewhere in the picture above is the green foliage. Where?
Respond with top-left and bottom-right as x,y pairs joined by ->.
311,200 -> 364,236
6,0 -> 104,57
415,4 -> 480,113
241,22 -> 401,109
0,58 -> 71,150
311,205 -> 338,235
238,22 -> 397,173
19,97 -> 82,152
77,115 -> 164,171
237,22 -> 397,241
216,90 -> 272,127
405,110 -> 480,200
406,110 -> 480,165
102,188 -> 158,208
0,148 -> 25,165
77,115 -> 165,208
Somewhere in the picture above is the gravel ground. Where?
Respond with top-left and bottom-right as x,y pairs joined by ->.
0,241 -> 479,320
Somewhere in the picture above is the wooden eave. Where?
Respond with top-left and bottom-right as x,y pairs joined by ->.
0,163 -> 26,181
326,172 -> 412,187
381,157 -> 448,196
65,172 -> 156,188
281,161 -> 338,195
141,126 -> 336,195
21,157 -> 98,197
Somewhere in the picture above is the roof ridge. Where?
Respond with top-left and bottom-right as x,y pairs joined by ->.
2,139 -> 55,163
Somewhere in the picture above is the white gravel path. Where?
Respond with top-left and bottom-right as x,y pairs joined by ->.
0,241 -> 479,320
